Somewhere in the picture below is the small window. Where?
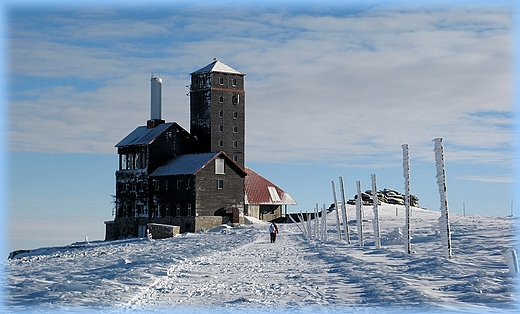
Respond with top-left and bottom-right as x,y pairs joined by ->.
187,179 -> 192,189
233,126 -> 238,133
176,204 -> 180,217
233,155 -> 238,162
187,203 -> 192,216
121,154 -> 127,170
218,140 -> 223,147
219,125 -> 223,132
219,77 -> 224,85
233,112 -> 238,119
232,95 -> 239,105
217,179 -> 224,189
177,180 -> 182,189
219,110 -> 223,118
215,159 -> 225,174
154,180 -> 159,191
232,78 -> 237,86
219,96 -> 224,103
233,141 -> 238,148
165,180 -> 169,190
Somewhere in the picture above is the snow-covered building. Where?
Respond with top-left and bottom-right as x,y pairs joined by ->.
105,60 -> 295,240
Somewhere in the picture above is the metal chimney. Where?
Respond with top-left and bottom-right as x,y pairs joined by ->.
150,73 -> 162,120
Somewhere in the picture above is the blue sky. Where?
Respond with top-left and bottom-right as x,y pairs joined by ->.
3,1 -> 516,255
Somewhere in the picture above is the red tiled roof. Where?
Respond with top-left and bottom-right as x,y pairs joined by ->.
244,167 -> 297,205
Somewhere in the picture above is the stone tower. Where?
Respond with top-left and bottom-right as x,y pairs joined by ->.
189,59 -> 245,167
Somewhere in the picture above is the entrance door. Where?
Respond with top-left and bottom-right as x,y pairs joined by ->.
138,225 -> 147,238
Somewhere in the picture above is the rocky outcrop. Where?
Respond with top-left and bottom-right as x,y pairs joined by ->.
347,188 -> 419,207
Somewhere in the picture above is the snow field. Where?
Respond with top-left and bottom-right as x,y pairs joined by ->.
4,204 -> 518,313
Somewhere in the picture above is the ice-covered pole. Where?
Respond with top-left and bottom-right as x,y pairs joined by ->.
371,174 -> 381,248
331,181 -> 342,241
356,181 -> 364,247
322,204 -> 328,241
402,144 -> 412,255
433,138 -> 453,259
339,176 -> 351,244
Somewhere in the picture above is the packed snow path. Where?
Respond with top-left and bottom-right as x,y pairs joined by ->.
5,206 -> 518,313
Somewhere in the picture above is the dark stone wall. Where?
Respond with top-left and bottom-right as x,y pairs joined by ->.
195,157 -> 245,217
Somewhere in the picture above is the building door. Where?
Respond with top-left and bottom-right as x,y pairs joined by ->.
138,225 -> 147,238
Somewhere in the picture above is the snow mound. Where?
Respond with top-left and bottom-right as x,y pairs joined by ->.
243,215 -> 268,225
5,206 -> 518,312
207,224 -> 234,233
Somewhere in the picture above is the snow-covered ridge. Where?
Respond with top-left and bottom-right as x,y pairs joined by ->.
5,206 -> 518,313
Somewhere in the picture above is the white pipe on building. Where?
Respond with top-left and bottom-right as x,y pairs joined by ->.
150,74 -> 163,120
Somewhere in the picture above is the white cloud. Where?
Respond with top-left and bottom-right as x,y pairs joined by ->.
7,4 -> 513,169
454,175 -> 514,183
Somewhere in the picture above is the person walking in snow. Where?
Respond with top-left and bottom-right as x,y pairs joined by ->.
269,222 -> 278,243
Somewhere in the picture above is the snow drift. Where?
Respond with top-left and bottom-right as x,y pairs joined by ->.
4,205 -> 518,313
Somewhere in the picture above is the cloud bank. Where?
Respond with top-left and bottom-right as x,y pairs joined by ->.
7,3 -> 513,170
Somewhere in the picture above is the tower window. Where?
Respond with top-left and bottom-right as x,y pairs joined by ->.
232,78 -> 237,86
219,77 -> 224,85
219,140 -> 223,147
176,204 -> 180,217
232,95 -> 239,105
233,141 -> 238,148
187,203 -> 192,216
233,126 -> 238,133
219,125 -> 223,132
233,155 -> 238,162
219,96 -> 224,103
233,112 -> 238,119
219,110 -> 223,118
217,179 -> 224,189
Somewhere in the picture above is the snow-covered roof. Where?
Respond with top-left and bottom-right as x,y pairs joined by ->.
116,122 -> 175,147
150,152 -> 246,177
244,167 -> 297,206
191,59 -> 244,75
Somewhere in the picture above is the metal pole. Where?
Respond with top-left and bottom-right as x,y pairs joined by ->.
402,144 -> 412,255
339,176 -> 350,244
332,181 -> 342,241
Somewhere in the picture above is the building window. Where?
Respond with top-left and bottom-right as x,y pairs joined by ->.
232,78 -> 237,86
187,203 -> 192,216
219,125 -> 223,132
154,180 -> 159,191
217,179 -> 224,189
232,95 -> 239,105
219,110 -> 223,118
233,112 -> 238,119
233,141 -> 238,148
215,158 -> 225,174
233,126 -> 238,133
165,180 -> 169,190
176,204 -> 180,217
219,77 -> 224,85
187,179 -> 192,189
218,140 -> 223,147
233,155 -> 238,162
177,179 -> 182,189
219,96 -> 224,103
